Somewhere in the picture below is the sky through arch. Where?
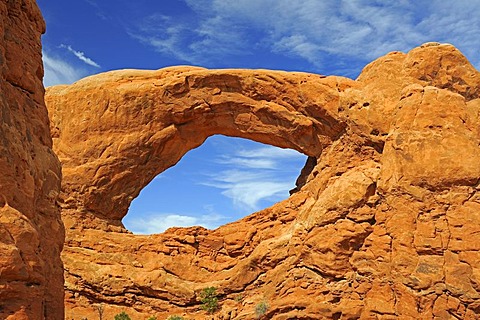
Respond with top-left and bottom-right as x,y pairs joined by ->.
123,135 -> 307,234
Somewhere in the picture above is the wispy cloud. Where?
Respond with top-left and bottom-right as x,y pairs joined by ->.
83,0 -> 109,20
129,15 -> 197,63
216,146 -> 304,169
204,170 -> 294,210
60,44 -> 101,68
129,12 -> 248,65
202,145 -> 305,211
42,51 -> 87,87
129,0 -> 480,73
236,146 -> 304,159
216,157 -> 277,170
124,210 -> 225,234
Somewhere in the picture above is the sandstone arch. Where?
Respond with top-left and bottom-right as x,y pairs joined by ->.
46,68 -> 349,225
47,43 -> 480,319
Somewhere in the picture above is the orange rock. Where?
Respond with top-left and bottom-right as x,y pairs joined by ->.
0,1 -> 63,319
46,43 -> 480,318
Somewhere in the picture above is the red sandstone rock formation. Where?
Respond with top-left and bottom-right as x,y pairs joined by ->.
46,43 -> 480,319
0,1 -> 63,319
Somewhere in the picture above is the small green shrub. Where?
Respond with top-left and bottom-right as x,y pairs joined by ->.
147,316 -> 158,320
114,311 -> 131,320
199,286 -> 219,314
234,294 -> 244,302
255,301 -> 269,318
166,316 -> 184,320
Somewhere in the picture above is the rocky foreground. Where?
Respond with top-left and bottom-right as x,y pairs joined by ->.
44,42 -> 480,319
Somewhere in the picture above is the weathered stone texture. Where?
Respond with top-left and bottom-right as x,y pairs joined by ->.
0,1 -> 63,319
46,43 -> 480,319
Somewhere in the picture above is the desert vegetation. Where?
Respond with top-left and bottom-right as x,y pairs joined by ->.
199,286 -> 219,314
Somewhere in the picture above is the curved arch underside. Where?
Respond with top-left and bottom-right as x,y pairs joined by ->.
46,43 -> 480,319
47,67 -> 350,222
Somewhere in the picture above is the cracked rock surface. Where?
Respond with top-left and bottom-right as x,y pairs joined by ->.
0,1 -> 63,319
46,43 -> 480,319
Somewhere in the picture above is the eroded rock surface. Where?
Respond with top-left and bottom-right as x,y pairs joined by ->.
0,1 -> 63,319
46,43 -> 480,319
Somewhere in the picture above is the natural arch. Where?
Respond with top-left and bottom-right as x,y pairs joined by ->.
46,67 -> 348,228
123,135 -> 308,234
46,44 -> 480,319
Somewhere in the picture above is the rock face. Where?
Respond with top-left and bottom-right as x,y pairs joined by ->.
0,1 -> 63,319
46,43 -> 480,319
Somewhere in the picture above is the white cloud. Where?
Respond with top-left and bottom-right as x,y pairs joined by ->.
129,0 -> 480,72
273,34 -> 323,66
129,12 -> 248,65
60,44 -> 101,68
202,145 -> 305,211
83,0 -> 109,20
204,170 -> 293,210
236,146 -> 304,159
125,212 -> 225,234
216,146 -> 304,169
222,181 -> 292,209
216,157 -> 277,170
42,51 -> 86,87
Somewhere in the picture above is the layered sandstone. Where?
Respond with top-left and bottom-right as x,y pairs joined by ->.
0,1 -> 63,319
46,43 -> 480,319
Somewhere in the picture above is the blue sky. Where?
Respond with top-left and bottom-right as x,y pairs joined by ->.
38,0 -> 480,233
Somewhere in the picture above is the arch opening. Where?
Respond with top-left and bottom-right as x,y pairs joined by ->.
122,135 -> 307,234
